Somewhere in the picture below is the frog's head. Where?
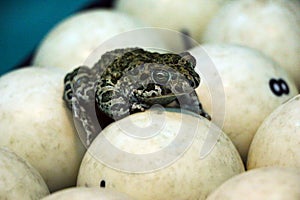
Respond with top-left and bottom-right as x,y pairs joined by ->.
136,52 -> 201,105
151,51 -> 200,91
168,51 -> 200,90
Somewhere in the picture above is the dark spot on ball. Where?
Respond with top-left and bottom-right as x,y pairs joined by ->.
100,180 -> 106,188
269,78 -> 289,96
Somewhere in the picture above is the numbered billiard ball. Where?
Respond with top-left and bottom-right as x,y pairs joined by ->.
247,94 -> 300,170
190,44 -> 298,161
203,0 -> 300,89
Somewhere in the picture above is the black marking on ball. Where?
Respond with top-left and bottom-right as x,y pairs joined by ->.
269,78 -> 290,96
100,180 -> 106,188
180,29 -> 193,50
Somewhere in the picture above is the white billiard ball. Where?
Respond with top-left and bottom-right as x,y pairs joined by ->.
0,148 -> 49,199
0,67 -> 86,192
203,0 -> 300,89
206,167 -> 300,200
190,44 -> 298,161
115,0 -> 231,44
33,9 -> 162,71
247,94 -> 300,170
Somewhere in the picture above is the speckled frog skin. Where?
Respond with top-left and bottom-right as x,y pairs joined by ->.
63,48 -> 210,145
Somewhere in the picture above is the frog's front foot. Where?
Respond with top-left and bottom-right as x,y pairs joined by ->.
176,91 -> 211,120
130,89 -> 151,113
130,102 -> 150,113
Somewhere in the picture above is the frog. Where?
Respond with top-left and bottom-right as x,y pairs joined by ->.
63,47 -> 210,146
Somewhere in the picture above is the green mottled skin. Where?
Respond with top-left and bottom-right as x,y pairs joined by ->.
63,48 -> 210,145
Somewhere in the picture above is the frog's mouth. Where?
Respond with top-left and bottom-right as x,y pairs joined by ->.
140,85 -> 187,105
135,83 -> 187,105
143,94 -> 177,105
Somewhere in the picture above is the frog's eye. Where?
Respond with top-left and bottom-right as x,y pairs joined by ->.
74,74 -> 89,86
151,69 -> 171,85
179,52 -> 196,68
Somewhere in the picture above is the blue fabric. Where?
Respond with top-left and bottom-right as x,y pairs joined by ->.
0,0 -> 95,75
